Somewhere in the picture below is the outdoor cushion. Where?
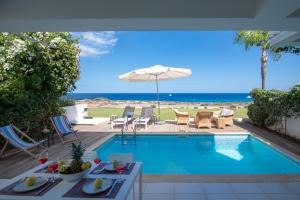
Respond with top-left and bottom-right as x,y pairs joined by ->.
125,111 -> 134,118
134,117 -> 149,122
220,109 -> 234,117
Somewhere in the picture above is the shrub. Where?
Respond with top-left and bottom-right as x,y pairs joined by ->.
287,84 -> 300,118
0,32 -> 80,136
248,103 -> 267,127
248,84 -> 300,130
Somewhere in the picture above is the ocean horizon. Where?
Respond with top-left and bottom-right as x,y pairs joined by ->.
67,93 -> 253,103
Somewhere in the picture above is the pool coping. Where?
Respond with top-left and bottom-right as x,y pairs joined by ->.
142,174 -> 300,182
86,131 -> 300,182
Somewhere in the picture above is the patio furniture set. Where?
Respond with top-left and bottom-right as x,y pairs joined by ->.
0,154 -> 142,200
110,106 -> 234,130
174,108 -> 234,129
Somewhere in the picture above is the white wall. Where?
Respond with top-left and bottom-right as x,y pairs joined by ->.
286,117 -> 300,140
268,117 -> 300,140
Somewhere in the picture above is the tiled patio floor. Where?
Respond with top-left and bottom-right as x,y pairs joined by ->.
127,182 -> 300,200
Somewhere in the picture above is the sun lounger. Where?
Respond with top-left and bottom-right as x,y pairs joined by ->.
111,106 -> 135,129
195,111 -> 213,128
173,109 -> 190,125
0,125 -> 47,158
51,115 -> 79,144
133,106 -> 153,129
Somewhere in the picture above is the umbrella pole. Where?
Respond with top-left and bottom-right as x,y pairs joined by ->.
155,75 -> 160,121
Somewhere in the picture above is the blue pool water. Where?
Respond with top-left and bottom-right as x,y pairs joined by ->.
95,134 -> 300,174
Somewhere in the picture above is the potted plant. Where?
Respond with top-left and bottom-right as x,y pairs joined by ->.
58,142 -> 91,182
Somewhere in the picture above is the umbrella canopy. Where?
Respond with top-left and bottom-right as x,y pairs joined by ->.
119,65 -> 192,120
119,65 -> 191,82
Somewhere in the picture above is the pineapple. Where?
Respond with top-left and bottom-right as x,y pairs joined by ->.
70,142 -> 85,174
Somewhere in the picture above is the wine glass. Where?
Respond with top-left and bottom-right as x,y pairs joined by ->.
38,151 -> 49,165
48,162 -> 58,182
83,151 -> 101,166
93,157 -> 101,165
116,162 -> 125,175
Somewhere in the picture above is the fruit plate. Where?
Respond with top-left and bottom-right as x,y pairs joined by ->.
103,163 -> 116,172
59,168 -> 89,182
104,161 -> 126,172
82,178 -> 113,194
13,177 -> 48,193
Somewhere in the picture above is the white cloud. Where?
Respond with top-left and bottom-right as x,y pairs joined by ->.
79,44 -> 109,57
83,32 -> 118,46
78,31 -> 118,57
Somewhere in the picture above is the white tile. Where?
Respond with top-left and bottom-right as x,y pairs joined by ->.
206,194 -> 238,200
134,182 -> 147,193
237,194 -> 269,200
143,193 -> 174,200
230,183 -> 263,193
175,193 -> 206,200
174,183 -> 204,194
126,195 -> 134,200
283,182 -> 300,194
257,183 -> 292,194
145,183 -> 175,194
268,194 -> 300,200
202,183 -> 234,194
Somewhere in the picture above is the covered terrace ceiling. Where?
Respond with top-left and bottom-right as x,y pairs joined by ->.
0,0 -> 300,32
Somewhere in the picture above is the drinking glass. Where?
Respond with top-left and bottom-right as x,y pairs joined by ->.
94,158 -> 101,165
38,151 -> 49,165
116,163 -> 125,174
48,162 -> 58,182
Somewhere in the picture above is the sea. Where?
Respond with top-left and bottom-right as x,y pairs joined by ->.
66,93 -> 252,103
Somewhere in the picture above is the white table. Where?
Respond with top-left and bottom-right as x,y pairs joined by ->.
0,162 -> 142,200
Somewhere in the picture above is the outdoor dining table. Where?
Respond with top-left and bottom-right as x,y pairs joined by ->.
0,161 -> 142,200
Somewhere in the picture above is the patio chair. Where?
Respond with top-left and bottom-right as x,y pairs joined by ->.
0,125 -> 47,159
173,109 -> 189,125
212,109 -> 234,126
133,106 -> 153,130
195,111 -> 213,128
111,106 -> 135,129
50,115 -> 79,144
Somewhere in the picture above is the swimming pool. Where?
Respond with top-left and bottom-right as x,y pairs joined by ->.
95,134 -> 300,174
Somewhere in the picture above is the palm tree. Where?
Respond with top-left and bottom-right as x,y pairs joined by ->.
235,31 -> 300,89
234,31 -> 273,89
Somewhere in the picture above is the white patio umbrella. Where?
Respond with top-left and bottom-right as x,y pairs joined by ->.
119,65 -> 192,120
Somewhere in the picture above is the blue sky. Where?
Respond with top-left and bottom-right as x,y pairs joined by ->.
74,31 -> 300,93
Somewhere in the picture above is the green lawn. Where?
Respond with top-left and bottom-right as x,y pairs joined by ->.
88,107 -> 248,120
234,108 -> 248,118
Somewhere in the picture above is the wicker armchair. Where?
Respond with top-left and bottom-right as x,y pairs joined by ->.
195,111 -> 213,128
212,109 -> 234,126
173,109 -> 189,125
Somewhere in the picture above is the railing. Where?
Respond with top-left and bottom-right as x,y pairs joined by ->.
121,120 -> 136,145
